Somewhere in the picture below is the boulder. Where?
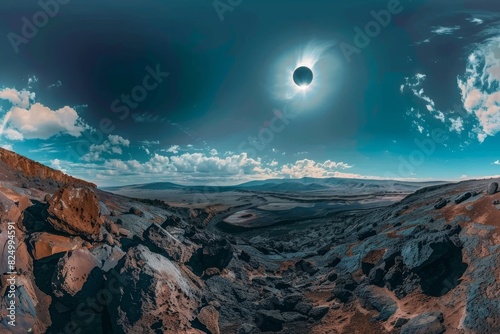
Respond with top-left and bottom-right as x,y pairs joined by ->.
255,310 -> 285,332
0,191 -> 21,223
107,245 -> 200,333
356,285 -> 397,321
47,186 -> 104,240
326,255 -> 341,268
401,312 -> 445,334
105,220 -> 120,236
487,182 -> 498,195
144,223 -> 185,262
29,232 -> 86,260
308,306 -> 329,320
454,192 -> 472,204
128,206 -> 144,216
357,228 -> 376,240
402,235 -> 455,271
197,305 -> 220,334
433,199 -> 447,210
201,239 -> 233,270
295,259 -> 319,276
52,248 -> 104,301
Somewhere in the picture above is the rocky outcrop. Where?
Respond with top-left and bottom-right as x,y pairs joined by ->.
47,186 -> 104,240
107,245 -> 200,333
0,147 -> 96,188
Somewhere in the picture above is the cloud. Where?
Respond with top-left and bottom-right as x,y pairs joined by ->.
0,88 -> 35,108
458,36 -> 500,142
449,117 -> 464,134
132,112 -> 163,123
66,148 -> 360,185
166,145 -> 180,154
4,103 -> 88,140
108,134 -> 130,147
50,159 -> 66,172
493,160 -> 500,165
0,88 -> 88,141
280,159 -> 353,178
47,80 -> 62,89
467,17 -> 484,25
81,134 -> 131,162
402,74 -> 446,123
139,140 -> 160,146
431,26 -> 461,35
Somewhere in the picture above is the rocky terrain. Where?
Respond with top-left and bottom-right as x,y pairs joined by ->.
1,147 -> 500,333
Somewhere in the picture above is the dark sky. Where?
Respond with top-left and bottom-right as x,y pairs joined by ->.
0,0 -> 500,185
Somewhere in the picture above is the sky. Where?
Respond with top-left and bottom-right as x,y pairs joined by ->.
0,0 -> 500,186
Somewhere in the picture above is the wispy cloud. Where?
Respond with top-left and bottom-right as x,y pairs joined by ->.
132,112 -> 164,123
431,26 -> 461,35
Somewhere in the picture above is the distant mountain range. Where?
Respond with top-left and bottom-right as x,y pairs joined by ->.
102,177 -> 449,194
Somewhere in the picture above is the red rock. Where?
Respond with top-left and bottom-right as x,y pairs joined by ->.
52,248 -> 103,299
47,186 -> 104,240
29,232 -> 86,260
197,306 -> 220,334
0,147 -> 96,188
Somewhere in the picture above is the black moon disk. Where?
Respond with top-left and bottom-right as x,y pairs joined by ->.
293,66 -> 313,87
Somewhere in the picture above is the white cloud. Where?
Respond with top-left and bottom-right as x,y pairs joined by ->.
0,88 -> 35,108
50,159 -> 66,172
0,87 -> 91,142
449,117 -> 464,134
458,36 -> 500,142
132,112 -> 162,123
467,17 -> 484,25
3,128 -> 24,140
108,134 -> 130,147
72,149 -> 360,185
402,74 -> 446,124
280,159 -> 353,178
81,134 -> 131,162
166,145 -> 180,154
431,26 -> 461,35
139,140 -> 160,146
493,160 -> 500,165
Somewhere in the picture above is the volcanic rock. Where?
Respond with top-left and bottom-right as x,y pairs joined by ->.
454,192 -> 472,204
144,223 -> 186,262
400,312 -> 445,334
29,232 -> 86,260
47,186 -> 104,240
197,305 -> 220,334
488,182 -> 498,195
107,245 -> 200,333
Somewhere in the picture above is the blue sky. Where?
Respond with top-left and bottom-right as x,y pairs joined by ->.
1,0 -> 500,186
